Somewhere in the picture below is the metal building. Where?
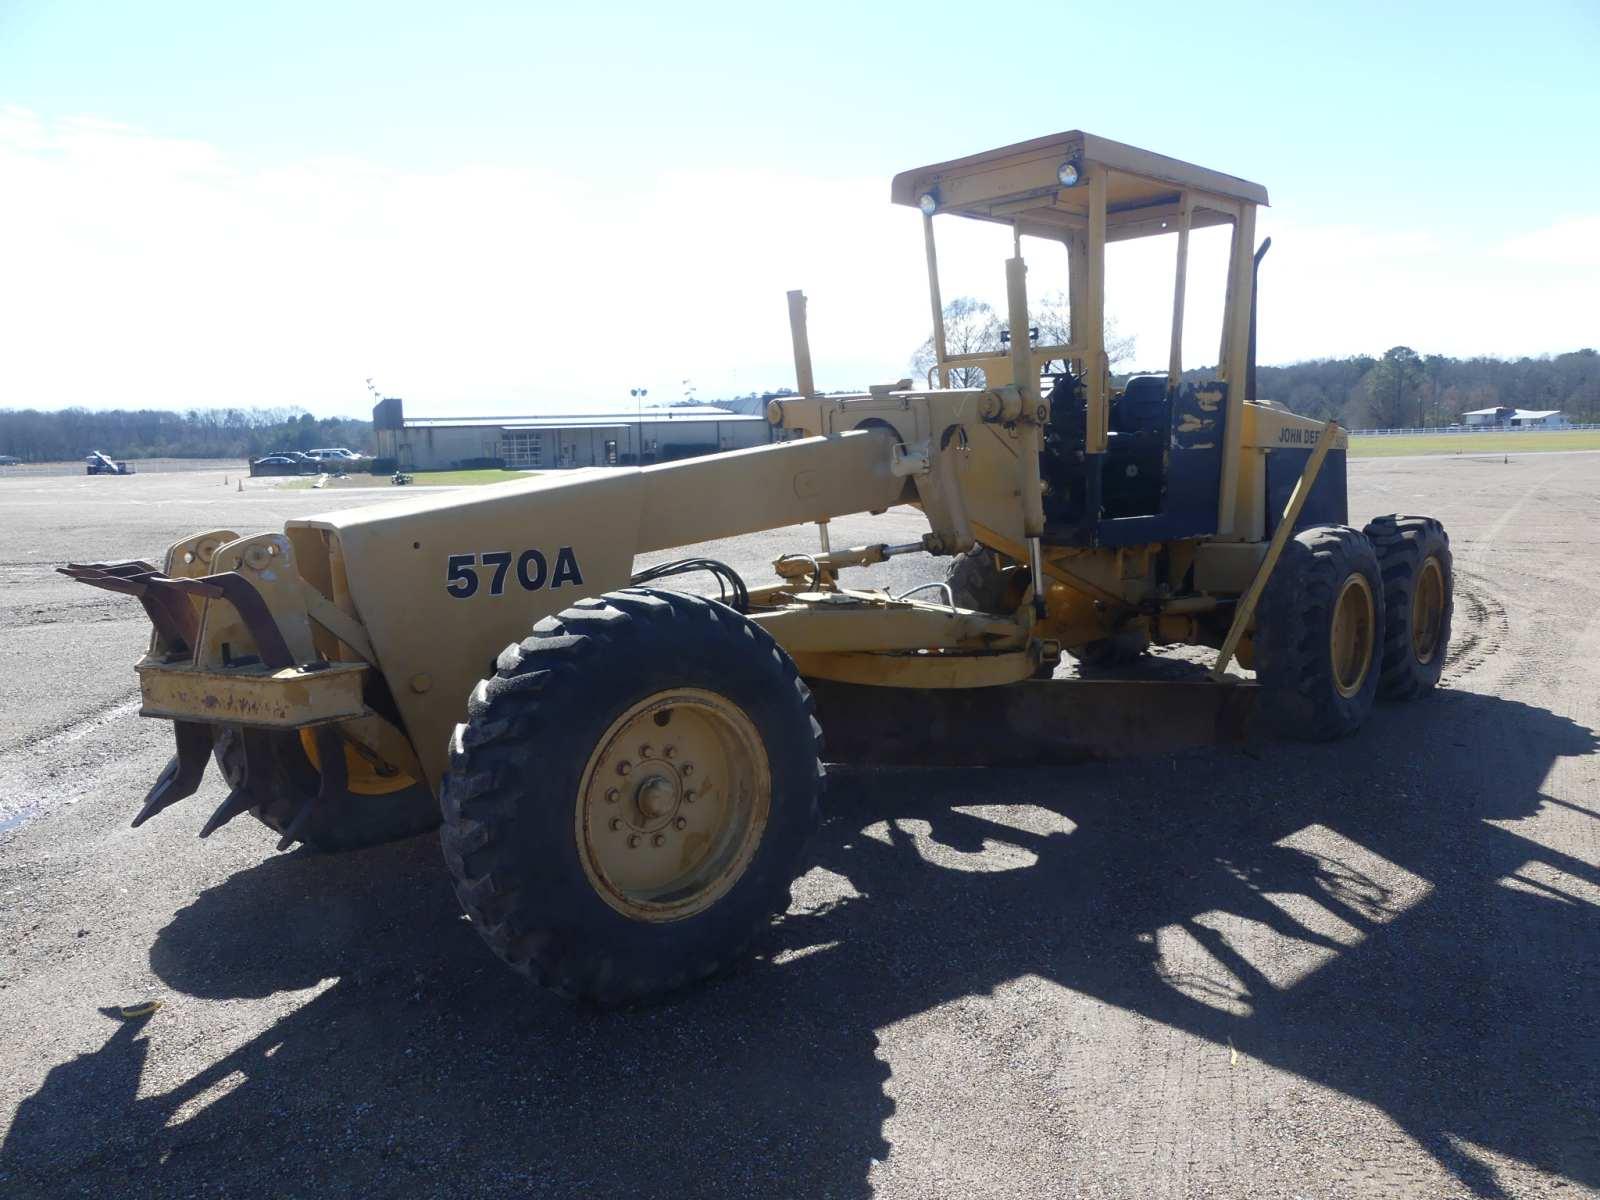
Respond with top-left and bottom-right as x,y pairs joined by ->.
1461,406 -> 1570,429
372,398 -> 772,470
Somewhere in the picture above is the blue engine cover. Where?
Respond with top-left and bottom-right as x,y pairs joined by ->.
1094,381 -> 1226,547
1265,447 -> 1348,533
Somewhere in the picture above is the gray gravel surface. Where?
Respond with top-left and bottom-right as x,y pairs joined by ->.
1,458 -> 1597,1198
0,459 -> 247,480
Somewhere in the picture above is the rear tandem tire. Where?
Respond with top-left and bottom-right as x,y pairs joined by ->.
1254,524 -> 1384,741
1363,514 -> 1453,700
439,588 -> 823,1005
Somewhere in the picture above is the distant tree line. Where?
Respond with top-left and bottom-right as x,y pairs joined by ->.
1166,346 -> 1600,429
706,343 -> 1600,429
900,297 -> 1599,430
0,407 -> 375,462
7,343 -> 1597,462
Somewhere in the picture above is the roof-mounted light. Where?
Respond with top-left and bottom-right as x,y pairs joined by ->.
1056,159 -> 1081,187
917,190 -> 939,216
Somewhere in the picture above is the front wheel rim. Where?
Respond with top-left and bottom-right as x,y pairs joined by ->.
1411,555 -> 1445,665
299,727 -> 418,796
575,688 -> 770,923
1330,573 -> 1376,699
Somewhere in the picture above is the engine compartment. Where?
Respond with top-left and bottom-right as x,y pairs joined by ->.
1040,373 -> 1227,544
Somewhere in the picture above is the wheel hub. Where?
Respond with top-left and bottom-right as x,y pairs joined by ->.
635,774 -> 677,822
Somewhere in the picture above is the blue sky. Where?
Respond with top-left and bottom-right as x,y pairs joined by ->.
2,0 -> 1596,415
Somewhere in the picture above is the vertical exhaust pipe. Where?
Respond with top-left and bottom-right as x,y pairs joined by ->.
787,290 -> 817,397
1246,237 -> 1271,406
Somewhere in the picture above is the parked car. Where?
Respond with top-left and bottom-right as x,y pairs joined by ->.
0,455 -> 19,466
307,448 -> 369,464
250,454 -> 317,477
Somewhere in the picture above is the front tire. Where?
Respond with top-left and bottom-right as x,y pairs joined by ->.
1364,515 -> 1453,700
440,588 -> 823,1005
213,726 -> 439,852
1254,525 -> 1384,740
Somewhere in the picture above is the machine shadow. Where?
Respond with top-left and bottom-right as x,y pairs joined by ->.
3,689 -> 1596,1198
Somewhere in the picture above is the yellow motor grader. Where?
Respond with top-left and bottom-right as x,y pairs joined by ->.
66,131 -> 1453,1003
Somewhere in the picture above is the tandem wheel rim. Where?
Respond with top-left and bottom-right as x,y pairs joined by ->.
1330,572 -> 1376,699
1411,555 -> 1446,666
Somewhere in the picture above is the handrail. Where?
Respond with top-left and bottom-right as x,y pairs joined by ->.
940,342 -> 1079,366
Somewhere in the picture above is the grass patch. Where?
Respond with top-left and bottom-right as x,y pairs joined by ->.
394,468 -> 543,486
279,468 -> 543,490
1349,430 -> 1600,458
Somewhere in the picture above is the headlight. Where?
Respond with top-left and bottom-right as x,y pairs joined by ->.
918,191 -> 939,216
1056,159 -> 1080,187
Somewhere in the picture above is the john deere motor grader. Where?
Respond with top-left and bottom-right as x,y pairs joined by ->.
65,132 -> 1453,1003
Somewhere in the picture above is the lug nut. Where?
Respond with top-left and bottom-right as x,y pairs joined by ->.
617,761 -> 632,777
684,790 -> 696,804
681,763 -> 694,777
609,818 -> 623,831
673,817 -> 687,830
663,745 -> 677,759
606,788 -> 620,804
639,744 -> 653,759
652,834 -> 666,847
627,834 -> 641,848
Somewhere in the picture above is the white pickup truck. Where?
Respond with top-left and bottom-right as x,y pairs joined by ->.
305,448 -> 369,465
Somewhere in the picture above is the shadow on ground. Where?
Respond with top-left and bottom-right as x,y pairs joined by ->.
4,689 -> 1598,1198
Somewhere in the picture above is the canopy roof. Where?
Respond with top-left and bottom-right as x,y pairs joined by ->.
891,131 -> 1268,243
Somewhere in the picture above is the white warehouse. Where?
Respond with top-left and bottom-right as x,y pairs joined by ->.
1461,406 -> 1569,429
372,398 -> 772,471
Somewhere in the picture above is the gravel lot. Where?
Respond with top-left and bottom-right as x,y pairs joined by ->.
1,456 -> 1597,1198
0,459 -> 246,480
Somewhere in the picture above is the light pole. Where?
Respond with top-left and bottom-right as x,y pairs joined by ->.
630,388 -> 648,463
